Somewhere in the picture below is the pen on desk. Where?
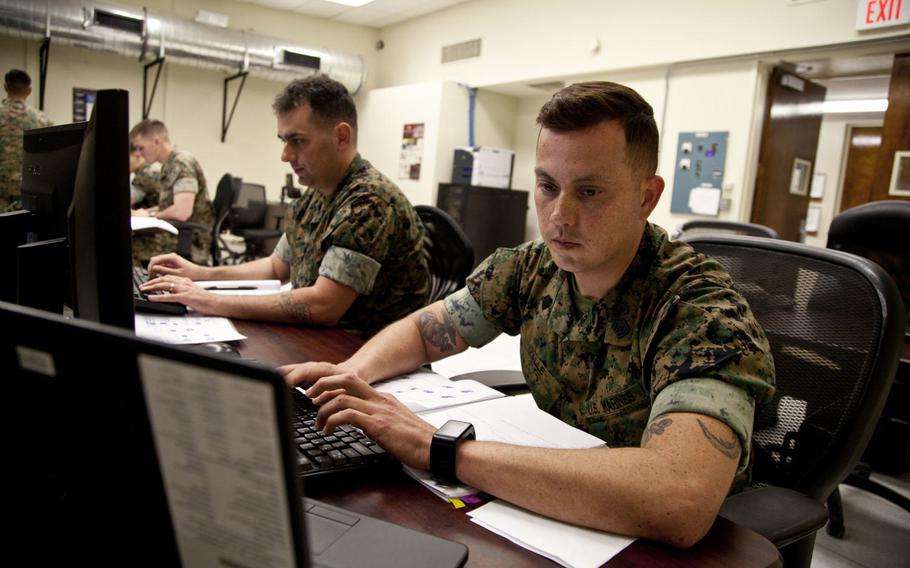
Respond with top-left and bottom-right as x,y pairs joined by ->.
203,286 -> 258,291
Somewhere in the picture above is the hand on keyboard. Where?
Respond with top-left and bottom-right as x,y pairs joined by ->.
303,371 -> 437,472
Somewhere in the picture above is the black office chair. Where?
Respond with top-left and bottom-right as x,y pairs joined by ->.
415,205 -> 475,304
825,200 -> 910,538
227,182 -> 283,263
171,221 -> 211,263
671,219 -> 779,240
210,173 -> 242,266
680,234 -> 904,568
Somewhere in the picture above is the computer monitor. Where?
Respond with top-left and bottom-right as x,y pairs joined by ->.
67,88 -> 134,330
20,122 -> 87,241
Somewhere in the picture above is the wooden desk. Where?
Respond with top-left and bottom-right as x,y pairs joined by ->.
235,320 -> 782,568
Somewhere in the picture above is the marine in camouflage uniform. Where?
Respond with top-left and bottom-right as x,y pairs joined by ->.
443,222 -> 776,490
133,149 -> 214,265
272,153 -> 429,337
130,161 -> 162,209
0,97 -> 52,212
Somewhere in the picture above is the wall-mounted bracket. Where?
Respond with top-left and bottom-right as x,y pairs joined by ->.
142,56 -> 165,119
221,71 -> 248,142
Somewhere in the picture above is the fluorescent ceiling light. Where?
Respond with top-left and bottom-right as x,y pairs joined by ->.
770,98 -> 888,118
823,99 -> 889,114
323,0 -> 375,6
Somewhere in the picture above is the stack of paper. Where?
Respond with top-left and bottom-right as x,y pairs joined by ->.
467,501 -> 634,568
135,314 -> 247,345
131,216 -> 178,235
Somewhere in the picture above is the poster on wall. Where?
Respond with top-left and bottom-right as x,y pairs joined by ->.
399,123 -> 424,180
73,88 -> 97,122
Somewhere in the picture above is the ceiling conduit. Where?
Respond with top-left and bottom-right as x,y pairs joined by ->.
0,0 -> 367,94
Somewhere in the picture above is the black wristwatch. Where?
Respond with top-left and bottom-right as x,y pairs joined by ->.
430,420 -> 475,484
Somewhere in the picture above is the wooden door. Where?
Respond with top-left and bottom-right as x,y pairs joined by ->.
751,66 -> 827,241
839,126 -> 883,212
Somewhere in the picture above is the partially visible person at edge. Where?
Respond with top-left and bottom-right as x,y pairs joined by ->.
129,141 -> 162,209
281,81 -> 776,546
130,119 -> 215,266
0,69 -> 52,213
139,74 -> 429,338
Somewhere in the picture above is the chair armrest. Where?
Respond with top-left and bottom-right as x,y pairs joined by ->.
718,486 -> 828,548
449,370 -> 529,395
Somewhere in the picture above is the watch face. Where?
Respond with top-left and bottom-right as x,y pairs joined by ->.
436,420 -> 471,439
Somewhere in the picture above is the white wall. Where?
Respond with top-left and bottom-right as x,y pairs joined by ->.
358,81 -> 469,206
509,62 -> 762,240
375,0 -> 908,89
805,114 -> 883,247
0,0 -> 379,202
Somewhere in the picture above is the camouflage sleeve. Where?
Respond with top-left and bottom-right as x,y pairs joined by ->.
172,177 -> 198,194
649,378 -> 756,473
463,245 -> 531,335
443,287 -> 501,347
318,245 -> 380,294
643,277 -> 776,472
273,234 -> 292,263
326,194 -> 394,265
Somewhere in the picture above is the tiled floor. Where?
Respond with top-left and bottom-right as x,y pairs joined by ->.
812,472 -> 910,568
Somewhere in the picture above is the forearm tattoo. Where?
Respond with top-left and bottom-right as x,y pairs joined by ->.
641,417 -> 673,447
277,292 -> 312,322
417,309 -> 457,353
697,418 -> 740,460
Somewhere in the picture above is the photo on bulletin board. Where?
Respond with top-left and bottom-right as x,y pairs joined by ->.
810,172 -> 826,199
789,158 -> 812,196
888,151 -> 910,197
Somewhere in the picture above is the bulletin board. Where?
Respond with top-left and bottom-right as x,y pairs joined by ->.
670,131 -> 728,216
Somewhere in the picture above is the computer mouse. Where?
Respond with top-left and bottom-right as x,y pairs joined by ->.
194,342 -> 241,357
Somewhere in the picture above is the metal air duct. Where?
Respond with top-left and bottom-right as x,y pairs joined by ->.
0,0 -> 366,94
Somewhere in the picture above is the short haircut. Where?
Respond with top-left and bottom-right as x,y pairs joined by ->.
273,74 -> 357,135
4,69 -> 31,94
537,81 -> 659,177
129,119 -> 169,141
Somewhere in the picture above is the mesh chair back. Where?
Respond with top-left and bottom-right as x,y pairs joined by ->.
213,174 -> 240,226
415,205 -> 475,304
672,220 -> 778,240
231,183 -> 268,230
682,235 -> 903,502
827,200 -> 910,326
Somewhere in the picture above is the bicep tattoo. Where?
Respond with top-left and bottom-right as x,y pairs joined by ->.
417,309 -> 457,353
641,417 -> 673,447
277,291 -> 312,322
697,418 -> 740,460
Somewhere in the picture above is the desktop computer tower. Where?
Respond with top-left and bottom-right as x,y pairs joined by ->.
436,183 -> 528,268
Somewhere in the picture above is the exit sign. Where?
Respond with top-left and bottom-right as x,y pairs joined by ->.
856,0 -> 910,30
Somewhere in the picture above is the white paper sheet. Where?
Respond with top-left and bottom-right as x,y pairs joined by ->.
373,371 -> 504,413
408,395 -> 606,500
467,500 -> 634,568
430,333 -> 522,379
688,185 -> 721,216
131,216 -> 178,235
135,314 -> 247,344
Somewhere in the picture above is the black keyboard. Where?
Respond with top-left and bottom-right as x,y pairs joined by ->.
133,266 -> 188,315
292,390 -> 392,479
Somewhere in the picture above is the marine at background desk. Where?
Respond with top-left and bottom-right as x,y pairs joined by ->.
234,320 -> 782,568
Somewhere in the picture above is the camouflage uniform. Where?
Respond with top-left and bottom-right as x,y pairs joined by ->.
132,149 -> 214,265
130,161 -> 162,209
273,154 -> 429,337
444,222 -> 776,490
0,98 -> 52,212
